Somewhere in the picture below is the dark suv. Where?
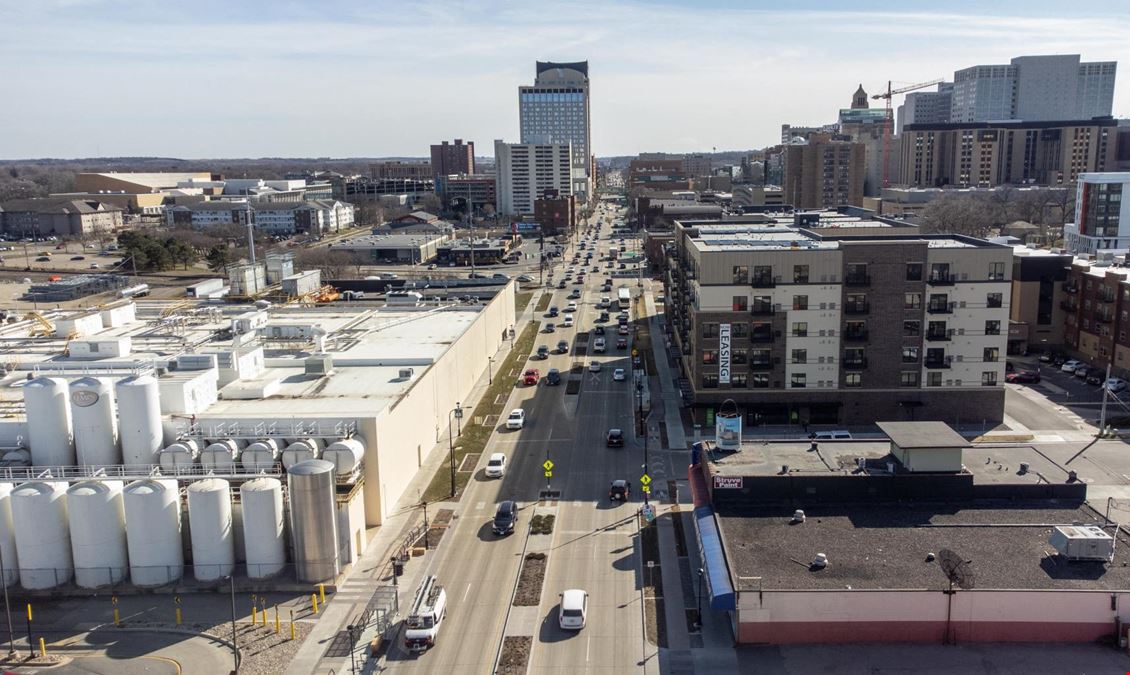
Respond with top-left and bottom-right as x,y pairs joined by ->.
493,500 -> 518,535
606,428 -> 624,447
546,368 -> 562,386
609,479 -> 631,501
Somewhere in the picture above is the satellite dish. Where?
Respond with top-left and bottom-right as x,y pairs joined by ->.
938,548 -> 975,590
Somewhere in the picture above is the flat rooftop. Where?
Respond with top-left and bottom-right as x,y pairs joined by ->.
717,501 -> 1130,591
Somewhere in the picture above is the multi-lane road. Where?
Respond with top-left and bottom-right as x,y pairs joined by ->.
383,206 -> 657,672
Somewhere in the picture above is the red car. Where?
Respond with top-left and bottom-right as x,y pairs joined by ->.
522,369 -> 540,386
1006,370 -> 1040,384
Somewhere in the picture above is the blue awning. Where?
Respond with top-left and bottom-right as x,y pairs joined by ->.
693,504 -> 735,611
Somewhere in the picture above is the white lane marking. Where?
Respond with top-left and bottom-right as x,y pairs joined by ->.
463,582 -> 472,603
477,501 -> 485,511
586,636 -> 591,662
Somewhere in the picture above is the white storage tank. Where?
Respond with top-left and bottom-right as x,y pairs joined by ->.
11,481 -> 72,589
23,377 -> 75,467
117,375 -> 163,466
201,439 -> 243,471
240,478 -> 286,578
123,479 -> 183,586
323,439 -> 365,476
242,439 -> 280,472
281,438 -> 324,469
66,480 -> 127,588
70,377 -> 119,467
159,440 -> 201,471
187,479 -> 234,581
0,484 -> 19,587
287,460 -> 339,583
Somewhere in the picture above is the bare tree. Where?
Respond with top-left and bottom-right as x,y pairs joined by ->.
988,185 -> 1016,226
920,194 -> 995,239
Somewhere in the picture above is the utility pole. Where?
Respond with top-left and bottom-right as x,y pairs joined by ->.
246,199 -> 256,266
1100,362 -> 1112,433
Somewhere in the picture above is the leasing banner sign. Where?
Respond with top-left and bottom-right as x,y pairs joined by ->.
718,323 -> 731,384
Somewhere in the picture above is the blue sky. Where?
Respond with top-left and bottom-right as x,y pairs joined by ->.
0,0 -> 1126,159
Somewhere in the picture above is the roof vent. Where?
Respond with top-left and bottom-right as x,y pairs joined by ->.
792,509 -> 806,524
811,553 -> 828,569
398,368 -> 415,380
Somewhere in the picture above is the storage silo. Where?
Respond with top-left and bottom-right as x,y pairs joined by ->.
159,440 -> 200,471
240,478 -> 285,579
123,479 -> 183,586
323,439 -> 365,476
187,479 -> 234,581
67,480 -> 127,588
116,375 -> 162,466
241,439 -> 280,472
0,483 -> 19,587
11,481 -> 72,589
23,377 -> 75,467
287,460 -> 338,583
201,439 -> 243,471
281,438 -> 324,470
69,377 -> 119,467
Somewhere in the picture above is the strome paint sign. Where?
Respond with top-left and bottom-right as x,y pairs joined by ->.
718,323 -> 731,384
713,475 -> 743,490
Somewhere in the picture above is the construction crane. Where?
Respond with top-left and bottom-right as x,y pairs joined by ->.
871,78 -> 945,187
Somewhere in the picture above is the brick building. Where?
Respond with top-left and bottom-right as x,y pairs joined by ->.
783,134 -> 865,209
533,189 -> 576,236
430,139 -> 475,178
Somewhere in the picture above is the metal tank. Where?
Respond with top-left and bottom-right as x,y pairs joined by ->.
11,481 -> 72,589
0,483 -> 19,587
281,438 -> 324,470
2,450 -> 30,467
201,439 -> 243,471
159,439 -> 200,471
116,375 -> 163,466
322,439 -> 365,476
69,377 -> 119,467
23,377 -> 75,467
67,480 -> 127,588
241,439 -> 280,472
240,478 -> 286,578
287,460 -> 338,583
187,478 -> 234,581
123,479 -> 183,586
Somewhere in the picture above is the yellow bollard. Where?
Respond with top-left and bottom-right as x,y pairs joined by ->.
174,596 -> 182,626
310,593 -> 319,615
26,604 -> 31,622
274,605 -> 280,634
175,607 -> 182,626
112,596 -> 120,627
38,637 -> 45,657
318,583 -> 326,604
290,609 -> 296,641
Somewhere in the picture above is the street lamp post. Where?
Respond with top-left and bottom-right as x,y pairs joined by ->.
448,404 -> 463,497
487,357 -> 494,385
347,623 -> 359,674
637,382 -> 649,506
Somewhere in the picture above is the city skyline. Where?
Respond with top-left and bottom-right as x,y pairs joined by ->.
0,0 -> 1127,159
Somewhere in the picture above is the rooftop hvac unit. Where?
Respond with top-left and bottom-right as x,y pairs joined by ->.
176,354 -> 218,371
305,355 -> 334,377
1049,525 -> 1115,562
398,368 -> 415,380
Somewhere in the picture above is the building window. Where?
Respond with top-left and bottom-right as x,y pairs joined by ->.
794,265 -> 809,283
844,348 -> 865,366
987,292 -> 1002,308
703,350 -> 718,365
983,347 -> 999,362
927,372 -> 943,387
989,262 -> 1005,280
901,371 -> 920,387
702,374 -> 719,389
982,371 -> 997,386
791,373 -> 806,388
791,349 -> 807,364
792,322 -> 808,337
702,323 -> 719,338
985,320 -> 1000,335
906,263 -> 923,281
731,323 -> 749,338
904,320 -> 920,336
731,373 -> 748,388
905,293 -> 921,310
732,296 -> 748,311
732,266 -> 748,284
793,295 -> 808,310
732,349 -> 747,364
845,373 -> 861,388
752,374 -> 769,388
753,265 -> 773,285
903,346 -> 919,363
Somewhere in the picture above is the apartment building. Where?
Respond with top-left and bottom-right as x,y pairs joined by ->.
370,161 -> 433,181
494,140 -> 573,216
1062,260 -> 1130,376
1009,247 -> 1073,354
435,174 -> 496,213
0,198 -> 124,237
1064,172 -> 1130,254
783,134 -> 865,209
165,200 -> 354,236
900,118 -> 1118,188
664,219 -> 1011,426
430,139 -> 475,178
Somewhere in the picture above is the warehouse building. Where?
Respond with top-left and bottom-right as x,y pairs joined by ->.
329,232 -> 450,264
689,423 -> 1130,645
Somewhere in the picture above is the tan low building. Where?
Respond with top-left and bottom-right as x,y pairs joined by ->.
0,197 -> 124,237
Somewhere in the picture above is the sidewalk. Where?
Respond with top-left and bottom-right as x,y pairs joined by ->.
288,289 -> 544,675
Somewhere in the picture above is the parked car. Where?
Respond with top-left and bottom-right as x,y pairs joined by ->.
608,478 -> 631,499
1086,372 -> 1103,386
34,256 -> 49,262
1006,370 -> 1041,384
485,453 -> 507,478
506,408 -> 526,429
70,255 -> 84,261
589,361 -> 602,373
1106,378 -> 1128,393
606,428 -> 624,447
1061,360 -> 1084,373
546,368 -> 561,386
1074,366 -> 1091,379
493,500 -> 518,535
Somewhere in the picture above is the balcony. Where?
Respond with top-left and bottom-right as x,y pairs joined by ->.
1064,284 -> 1079,295
925,356 -> 953,369
749,360 -> 773,371
844,274 -> 870,287
1095,313 -> 1113,324
1060,300 -> 1078,312
844,302 -> 869,315
927,301 -> 955,314
843,329 -> 869,342
926,329 -> 954,341
750,276 -> 775,289
1100,293 -> 1116,304
927,273 -> 955,286
750,304 -> 775,316
843,357 -> 868,369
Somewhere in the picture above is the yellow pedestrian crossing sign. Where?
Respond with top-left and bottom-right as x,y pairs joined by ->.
544,470 -> 552,478
640,474 -> 651,486
543,460 -> 554,471
642,485 -> 651,494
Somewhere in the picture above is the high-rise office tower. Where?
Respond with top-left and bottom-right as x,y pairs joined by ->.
950,54 -> 1116,123
519,61 -> 591,199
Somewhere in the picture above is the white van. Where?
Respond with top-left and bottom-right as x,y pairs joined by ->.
593,337 -> 606,353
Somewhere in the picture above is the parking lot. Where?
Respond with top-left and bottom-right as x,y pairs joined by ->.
1002,353 -> 1130,434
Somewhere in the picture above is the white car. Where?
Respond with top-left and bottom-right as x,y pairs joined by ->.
505,409 -> 525,430
559,589 -> 588,630
564,301 -> 578,313
593,337 -> 606,353
485,452 -> 507,478
612,368 -> 626,381
1106,378 -> 1128,394
1061,359 -> 1084,373
589,361 -> 602,373
562,315 -> 574,328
